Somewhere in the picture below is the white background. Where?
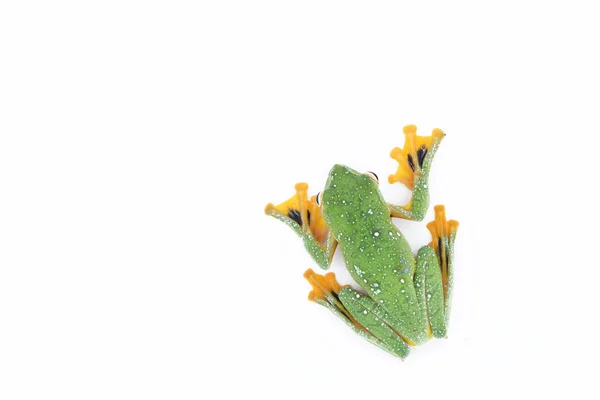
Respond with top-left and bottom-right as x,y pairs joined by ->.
1,1 -> 599,399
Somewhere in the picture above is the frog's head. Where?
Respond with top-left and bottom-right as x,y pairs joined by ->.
322,164 -> 389,238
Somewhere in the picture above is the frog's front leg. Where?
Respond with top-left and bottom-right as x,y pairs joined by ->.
265,183 -> 337,269
387,125 -> 445,221
414,205 -> 459,338
304,270 -> 411,359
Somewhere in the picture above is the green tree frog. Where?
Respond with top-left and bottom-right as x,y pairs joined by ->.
264,125 -> 458,359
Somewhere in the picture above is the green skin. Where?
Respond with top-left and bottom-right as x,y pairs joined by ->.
267,140 -> 457,359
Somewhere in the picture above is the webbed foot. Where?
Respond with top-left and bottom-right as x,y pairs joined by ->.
388,125 -> 445,221
427,205 -> 459,297
265,183 -> 336,269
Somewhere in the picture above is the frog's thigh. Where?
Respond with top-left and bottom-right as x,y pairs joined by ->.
415,246 -> 446,338
337,287 -> 410,359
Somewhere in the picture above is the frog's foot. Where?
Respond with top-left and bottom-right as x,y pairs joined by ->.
265,183 -> 336,269
414,205 -> 458,338
427,205 -> 459,294
388,125 -> 445,189
304,269 -> 351,320
388,125 -> 445,221
304,269 -> 411,359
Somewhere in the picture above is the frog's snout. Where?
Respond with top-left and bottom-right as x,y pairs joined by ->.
331,164 -> 349,174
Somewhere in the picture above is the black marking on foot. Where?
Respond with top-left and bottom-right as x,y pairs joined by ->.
407,154 -> 415,172
288,209 -> 302,226
417,145 -> 427,168
288,208 -> 311,227
445,246 -> 450,275
329,289 -> 342,306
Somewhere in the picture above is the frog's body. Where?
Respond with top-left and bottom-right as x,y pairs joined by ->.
323,165 -> 429,345
265,125 -> 458,359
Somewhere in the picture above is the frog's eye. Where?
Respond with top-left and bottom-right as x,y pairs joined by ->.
365,171 -> 379,184
315,191 -> 323,207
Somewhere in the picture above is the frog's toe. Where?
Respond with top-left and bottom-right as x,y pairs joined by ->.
388,125 -> 445,190
264,202 -> 277,215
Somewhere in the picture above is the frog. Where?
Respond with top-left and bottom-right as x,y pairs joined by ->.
264,125 -> 458,359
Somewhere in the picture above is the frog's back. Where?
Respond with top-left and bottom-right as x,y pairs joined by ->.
322,165 -> 415,285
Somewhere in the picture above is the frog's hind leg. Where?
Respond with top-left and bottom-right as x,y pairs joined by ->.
304,269 -> 411,359
388,125 -> 445,221
265,183 -> 337,269
414,205 -> 459,338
